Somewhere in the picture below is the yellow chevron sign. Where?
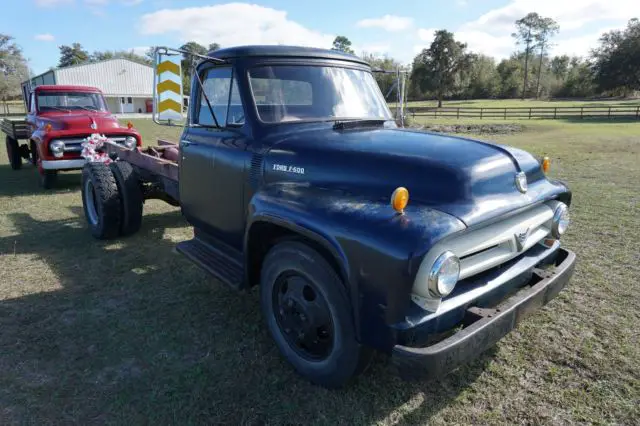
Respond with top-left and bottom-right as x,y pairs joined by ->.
158,99 -> 182,114
157,79 -> 181,95
157,60 -> 180,75
156,55 -> 183,121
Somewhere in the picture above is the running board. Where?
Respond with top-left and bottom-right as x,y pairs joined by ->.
176,238 -> 244,289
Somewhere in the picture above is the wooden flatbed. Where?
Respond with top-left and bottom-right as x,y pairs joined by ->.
1,118 -> 29,140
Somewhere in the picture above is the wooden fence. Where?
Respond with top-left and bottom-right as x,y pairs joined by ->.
1,102 -> 26,117
408,105 -> 640,120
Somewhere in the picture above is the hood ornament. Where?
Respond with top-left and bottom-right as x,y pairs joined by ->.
515,171 -> 528,193
90,118 -> 97,130
514,227 -> 530,252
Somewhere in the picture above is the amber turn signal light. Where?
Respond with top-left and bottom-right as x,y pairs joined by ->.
542,156 -> 550,173
391,187 -> 409,213
44,123 -> 52,133
127,121 -> 134,129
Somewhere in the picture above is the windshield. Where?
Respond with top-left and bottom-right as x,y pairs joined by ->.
37,91 -> 108,112
248,65 -> 392,123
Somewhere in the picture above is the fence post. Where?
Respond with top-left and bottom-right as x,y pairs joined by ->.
480,108 -> 483,120
504,108 -> 507,120
636,106 -> 639,119
457,108 -> 460,119
608,106 -> 611,119
554,108 -> 557,119
581,107 -> 584,119
529,108 -> 532,119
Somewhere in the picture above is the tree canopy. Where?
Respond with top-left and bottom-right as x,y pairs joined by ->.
58,43 -> 89,67
331,36 -> 354,54
592,18 -> 640,95
0,34 -> 30,103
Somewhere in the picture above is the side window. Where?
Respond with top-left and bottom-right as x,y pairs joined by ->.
227,75 -> 245,126
197,67 -> 231,126
30,93 -> 36,113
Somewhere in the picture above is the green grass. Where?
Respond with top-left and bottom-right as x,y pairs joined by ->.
1,119 -> 639,424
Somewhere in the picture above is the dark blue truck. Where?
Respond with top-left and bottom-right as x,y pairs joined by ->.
81,45 -> 576,388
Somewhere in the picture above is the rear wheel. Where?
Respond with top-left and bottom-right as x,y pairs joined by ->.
260,241 -> 371,388
6,136 -> 21,170
110,161 -> 143,236
82,163 -> 121,239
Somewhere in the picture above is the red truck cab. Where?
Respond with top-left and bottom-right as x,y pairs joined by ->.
23,85 -> 141,188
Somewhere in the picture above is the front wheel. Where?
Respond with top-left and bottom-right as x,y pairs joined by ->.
260,241 -> 371,388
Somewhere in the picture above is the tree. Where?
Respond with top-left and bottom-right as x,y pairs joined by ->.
208,43 -> 221,52
496,56 -> 524,98
331,36 -> 354,54
58,43 -> 89,67
0,34 -> 30,111
464,54 -> 500,99
91,49 -> 152,66
533,16 -> 559,97
550,55 -> 570,80
411,30 -> 471,107
179,41 -> 208,95
361,53 -> 402,100
592,18 -> 640,95
512,13 -> 543,99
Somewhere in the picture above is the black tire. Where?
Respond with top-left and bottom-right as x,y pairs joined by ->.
39,169 -> 57,189
81,162 -> 121,239
6,136 -> 21,170
260,241 -> 371,388
110,161 -> 143,236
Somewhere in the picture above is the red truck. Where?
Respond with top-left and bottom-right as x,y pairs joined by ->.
2,85 -> 141,188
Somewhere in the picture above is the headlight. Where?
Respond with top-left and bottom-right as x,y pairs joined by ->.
428,251 -> 460,297
50,140 -> 65,158
551,203 -> 570,238
124,136 -> 137,149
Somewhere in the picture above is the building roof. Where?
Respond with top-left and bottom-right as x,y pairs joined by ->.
35,85 -> 103,93
30,58 -> 153,97
208,45 -> 369,66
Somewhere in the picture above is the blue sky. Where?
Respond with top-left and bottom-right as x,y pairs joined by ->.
3,0 -> 638,75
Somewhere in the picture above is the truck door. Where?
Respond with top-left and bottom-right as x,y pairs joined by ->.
179,66 -> 249,249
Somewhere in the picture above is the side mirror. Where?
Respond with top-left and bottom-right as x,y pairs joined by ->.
153,47 -> 184,126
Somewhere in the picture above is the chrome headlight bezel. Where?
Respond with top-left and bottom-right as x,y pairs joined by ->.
49,140 -> 65,158
124,136 -> 137,149
551,202 -> 570,238
428,251 -> 460,298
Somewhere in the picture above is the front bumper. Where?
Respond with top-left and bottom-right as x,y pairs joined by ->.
41,159 -> 85,170
392,247 -> 576,379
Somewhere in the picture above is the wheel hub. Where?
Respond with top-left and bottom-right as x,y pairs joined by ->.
274,274 -> 334,360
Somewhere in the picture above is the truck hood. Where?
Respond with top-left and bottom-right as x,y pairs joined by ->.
38,111 -> 123,132
262,125 -> 568,227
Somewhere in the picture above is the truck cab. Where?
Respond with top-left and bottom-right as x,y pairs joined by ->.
6,85 -> 141,188
82,45 -> 576,388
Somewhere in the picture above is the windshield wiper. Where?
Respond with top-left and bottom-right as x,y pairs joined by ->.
332,118 -> 387,130
45,106 -> 72,112
74,106 -> 99,112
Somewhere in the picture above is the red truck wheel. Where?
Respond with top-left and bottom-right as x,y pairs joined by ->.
5,136 -> 22,170
82,163 -> 121,239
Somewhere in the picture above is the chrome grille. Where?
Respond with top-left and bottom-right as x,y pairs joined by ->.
53,136 -> 128,152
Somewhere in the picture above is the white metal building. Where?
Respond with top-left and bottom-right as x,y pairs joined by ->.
27,59 -> 154,114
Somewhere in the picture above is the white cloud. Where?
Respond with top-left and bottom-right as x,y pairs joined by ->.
35,0 -> 73,6
34,33 -> 55,42
462,0 -> 640,34
359,43 -> 391,55
413,0 -> 638,60
139,3 -> 334,49
357,15 -> 413,32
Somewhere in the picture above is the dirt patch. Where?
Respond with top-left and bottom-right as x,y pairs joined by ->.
415,123 -> 525,134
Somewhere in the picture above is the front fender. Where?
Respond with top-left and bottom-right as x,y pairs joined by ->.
246,183 -> 465,350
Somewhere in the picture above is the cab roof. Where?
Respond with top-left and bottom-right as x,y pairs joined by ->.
35,85 -> 103,93
207,45 -> 369,66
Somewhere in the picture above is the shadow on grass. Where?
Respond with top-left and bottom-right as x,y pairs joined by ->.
0,164 -> 82,197
0,210 -> 495,424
